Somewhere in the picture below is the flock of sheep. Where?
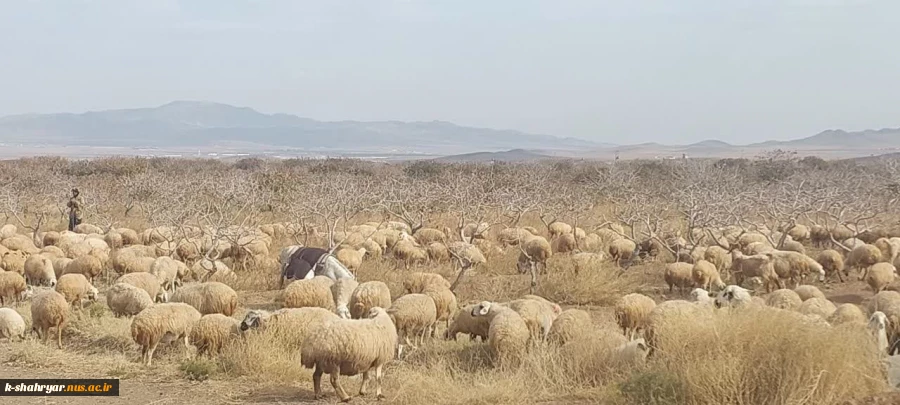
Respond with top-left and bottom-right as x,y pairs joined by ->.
1,218 -> 900,400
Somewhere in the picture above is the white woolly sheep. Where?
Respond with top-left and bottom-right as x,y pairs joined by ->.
282,276 -> 335,311
149,256 -> 183,294
423,286 -> 458,337
703,245 -> 733,273
869,311 -> 890,354
744,241 -> 773,255
335,247 -> 367,271
845,243 -> 883,280
2,235 -> 37,252
714,285 -> 753,308
794,285 -> 826,301
551,233 -> 577,254
131,302 -> 202,366
828,303 -> 868,327
63,254 -> 103,284
446,303 -> 491,342
51,257 -> 73,280
498,227 -> 537,247
387,293 -> 437,356
348,281 -> 392,320
1,251 -> 26,275
331,278 -> 360,319
55,273 -> 98,310
798,297 -> 838,320
765,250 -> 825,287
516,235 -> 553,276
40,245 -> 66,260
614,293 -> 657,340
392,237 -> 428,269
546,308 -> 592,345
816,249 -> 846,282
692,259 -> 725,292
301,307 -> 398,402
521,294 -> 562,316
505,298 -> 557,343
0,271 -> 28,306
191,258 -> 234,283
0,307 -> 26,342
190,313 -> 241,356
117,272 -> 168,303
608,238 -> 637,267
0,224 -> 16,240
730,251 -> 781,292
471,301 -> 531,367
414,228 -> 447,245
689,288 -> 713,304
866,262 -> 897,293
765,289 -> 803,310
240,307 -> 339,348
664,262 -> 694,294
31,290 -> 69,348
447,241 -> 487,269
106,283 -> 154,317
171,281 -> 238,316
875,237 -> 900,265
425,242 -> 450,263
611,338 -> 650,366
403,272 -> 450,294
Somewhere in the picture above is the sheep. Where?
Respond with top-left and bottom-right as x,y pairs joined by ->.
551,233 -> 577,254
744,241 -> 773,255
116,272 -> 168,303
347,281 -> 392,320
866,262 -> 897,293
104,230 -> 124,249
869,311 -> 890,354
40,245 -> 66,260
692,259 -> 725,292
498,227 -> 536,247
149,256 -> 184,294
55,273 -> 98,310
131,302 -> 202,366
845,243 -> 882,280
2,235 -> 37,252
0,307 -> 26,342
63,254 -> 103,284
111,245 -> 157,274
876,237 -> 900,265
521,294 -> 562,315
31,290 -> 69,348
447,241 -> 487,270
766,250 -> 826,287
391,238 -> 428,269
816,249 -> 846,282
335,247 -> 366,271
607,238 -> 637,267
546,308 -> 592,345
703,246 -> 733,273
426,242 -> 450,263
614,293 -> 657,340
765,289 -> 803,310
828,303 -> 868,327
414,228 -> 447,245
797,297 -> 838,320
664,262 -> 694,294
403,272 -> 450,294
787,224 -> 810,242
387,293 -> 437,356
611,338 -> 650,366
730,251 -> 781,292
1,251 -> 26,275
505,297 -> 558,342
516,235 -> 553,276
644,299 -> 713,354
51,257 -> 72,279
281,276 -> 335,311
0,224 -> 17,240
301,307 -> 398,402
106,282 -> 154,317
571,252 -> 606,273
170,282 -> 238,316
793,285 -> 826,301
331,278 -> 360,319
470,301 -> 531,367
240,307 -> 339,347
121,256 -> 157,275
0,272 -> 27,306
191,258 -> 233,283
190,313 -> 241,356
446,303 -> 491,342
714,285 -> 753,308
423,286 -> 458,338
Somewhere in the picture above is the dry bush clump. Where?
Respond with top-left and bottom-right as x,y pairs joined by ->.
537,256 -> 646,306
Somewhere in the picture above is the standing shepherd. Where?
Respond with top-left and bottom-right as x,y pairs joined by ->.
67,188 -> 84,231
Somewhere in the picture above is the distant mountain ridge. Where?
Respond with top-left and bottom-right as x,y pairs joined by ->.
0,101 -> 601,154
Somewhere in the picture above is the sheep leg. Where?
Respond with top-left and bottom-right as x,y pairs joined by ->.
331,372 -> 350,402
375,365 -> 385,400
145,338 -> 160,367
312,365 -> 324,400
359,371 -> 371,396
56,325 -> 63,349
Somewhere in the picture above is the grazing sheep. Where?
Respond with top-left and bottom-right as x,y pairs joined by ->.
190,314 -> 241,356
703,246 -> 733,274
828,303 -> 868,327
348,281 -> 392,320
692,260 -> 725,292
423,286 -> 458,338
471,301 -> 531,367
516,235 -> 553,276
54,273 -> 98,310
817,250 -> 846,282
645,299 -> 713,354
0,224 -> 17,240
689,288 -> 713,304
551,233 -> 577,254
392,238 -> 428,269
301,307 -> 398,402
331,278 -> 360,319
40,245 -> 66,260
414,228 -> 447,245
744,242 -> 773,255
171,282 -> 238,316
614,293 -> 657,340
446,303 -> 491,342
240,307 -> 339,347
611,338 -> 651,366
104,230 -> 124,249
608,238 -> 637,267
63,254 -> 103,284
282,276 -> 335,311
714,285 -> 753,308
24,255 -> 57,287
869,311 -> 890,354
425,242 -> 450,263
546,308 -> 592,345
0,271 -> 27,306
498,227 -> 537,247
866,262 -> 897,293
787,224 -> 810,242
51,257 -> 73,280
0,307 -> 26,342
403,272 -> 450,294
335,247 -> 366,271
765,289 -> 803,310
31,290 -> 69,348
1,251 -> 26,275
794,285 -> 826,301
117,272 -> 168,303
664,262 -> 694,294
797,297 -> 838,320
845,244 -> 882,280
521,294 -> 562,316
131,302 -> 202,366
766,250 -> 825,287
149,256 -> 183,294
106,283 -> 154,317
2,235 -> 37,252
730,251 -> 781,292
504,297 -> 557,343
387,293 -> 437,356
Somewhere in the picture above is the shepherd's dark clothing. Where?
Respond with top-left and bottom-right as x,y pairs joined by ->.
282,247 -> 329,282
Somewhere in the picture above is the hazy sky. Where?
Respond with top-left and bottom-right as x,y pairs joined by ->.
1,0 -> 898,144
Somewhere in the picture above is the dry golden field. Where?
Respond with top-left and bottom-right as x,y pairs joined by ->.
1,155 -> 900,405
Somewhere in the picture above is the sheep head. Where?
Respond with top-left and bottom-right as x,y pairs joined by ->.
471,301 -> 493,317
240,310 -> 267,331
337,304 -> 352,319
